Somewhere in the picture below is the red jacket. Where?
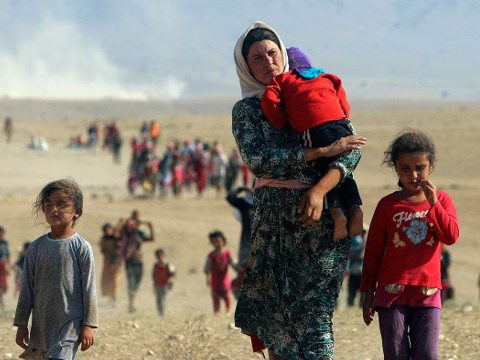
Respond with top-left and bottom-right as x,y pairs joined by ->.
261,71 -> 350,133
360,191 -> 459,292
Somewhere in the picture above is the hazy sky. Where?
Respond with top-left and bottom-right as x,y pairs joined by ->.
1,0 -> 478,100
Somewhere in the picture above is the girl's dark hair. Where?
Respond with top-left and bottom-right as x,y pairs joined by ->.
33,178 -> 83,227
241,27 -> 281,61
383,128 -> 436,187
209,230 -> 226,245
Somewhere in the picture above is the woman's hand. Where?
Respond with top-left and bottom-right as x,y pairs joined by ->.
15,325 -> 29,349
362,290 -> 375,326
298,184 -> 325,227
79,325 -> 95,351
298,166 -> 344,227
304,135 -> 367,161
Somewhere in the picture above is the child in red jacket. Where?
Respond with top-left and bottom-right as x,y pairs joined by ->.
152,249 -> 175,316
262,47 -> 362,241
361,129 -> 459,359
204,231 -> 236,314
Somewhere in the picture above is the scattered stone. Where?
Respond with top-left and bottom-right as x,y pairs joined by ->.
212,352 -> 232,360
461,304 -> 473,313
168,334 -> 185,342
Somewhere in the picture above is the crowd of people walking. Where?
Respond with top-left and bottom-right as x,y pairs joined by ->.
127,123 -> 251,197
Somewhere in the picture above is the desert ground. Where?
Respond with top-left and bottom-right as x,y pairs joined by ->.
0,98 -> 479,359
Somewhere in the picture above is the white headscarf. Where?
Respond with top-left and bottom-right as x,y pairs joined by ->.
234,21 -> 289,99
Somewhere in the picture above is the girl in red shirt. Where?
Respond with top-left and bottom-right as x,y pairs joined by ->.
204,231 -> 237,314
361,129 -> 459,359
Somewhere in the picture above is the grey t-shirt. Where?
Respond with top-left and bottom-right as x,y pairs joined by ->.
14,233 -> 98,360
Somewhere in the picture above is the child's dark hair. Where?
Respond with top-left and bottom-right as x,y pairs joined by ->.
155,248 -> 165,257
33,178 -> 83,227
102,223 -> 113,233
209,230 -> 226,245
383,128 -> 436,188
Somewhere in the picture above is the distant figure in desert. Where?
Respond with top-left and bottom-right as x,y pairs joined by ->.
99,221 -> 123,307
0,225 -> 11,310
12,241 -> 30,298
226,187 -> 253,299
152,248 -> 175,316
3,116 -> 13,143
120,210 -> 154,313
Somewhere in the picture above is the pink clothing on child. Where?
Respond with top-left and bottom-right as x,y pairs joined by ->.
205,249 -> 233,292
373,285 -> 442,310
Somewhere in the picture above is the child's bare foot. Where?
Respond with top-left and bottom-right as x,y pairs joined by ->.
348,205 -> 363,238
330,208 -> 348,241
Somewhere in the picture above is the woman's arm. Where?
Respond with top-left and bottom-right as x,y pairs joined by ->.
232,99 -> 308,180
298,130 -> 366,226
233,99 -> 366,182
298,166 -> 343,226
140,222 -> 155,242
305,121 -> 366,181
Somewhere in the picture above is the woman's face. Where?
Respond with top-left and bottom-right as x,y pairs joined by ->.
246,39 -> 283,85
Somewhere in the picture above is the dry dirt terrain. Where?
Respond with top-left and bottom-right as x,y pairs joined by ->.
0,99 -> 479,359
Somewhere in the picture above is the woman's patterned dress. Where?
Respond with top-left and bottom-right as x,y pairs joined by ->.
232,97 -> 361,360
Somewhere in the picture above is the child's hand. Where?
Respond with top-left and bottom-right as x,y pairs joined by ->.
362,290 -> 375,326
79,325 -> 95,351
304,135 -> 366,160
418,178 -> 437,207
15,325 -> 29,349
